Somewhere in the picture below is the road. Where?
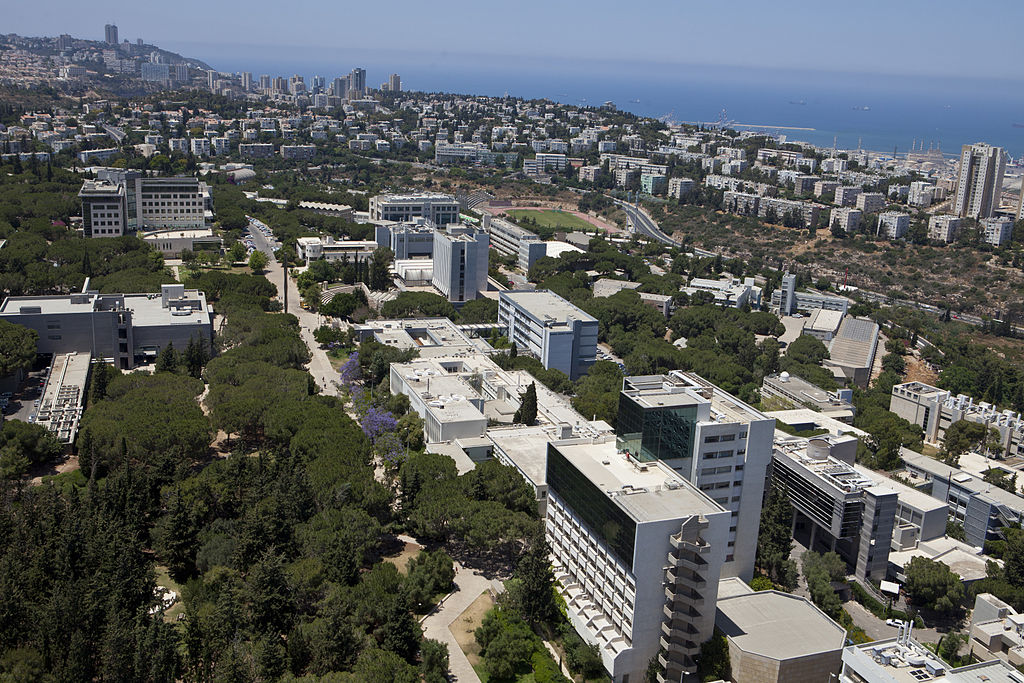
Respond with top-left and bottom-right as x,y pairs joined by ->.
613,199 -> 716,257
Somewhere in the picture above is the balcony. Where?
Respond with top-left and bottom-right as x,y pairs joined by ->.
659,635 -> 701,658
661,620 -> 699,640
663,602 -> 703,621
669,533 -> 711,555
667,551 -> 708,573
665,567 -> 706,588
664,586 -> 705,607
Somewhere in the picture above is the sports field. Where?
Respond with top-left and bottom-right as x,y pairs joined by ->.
505,208 -> 595,232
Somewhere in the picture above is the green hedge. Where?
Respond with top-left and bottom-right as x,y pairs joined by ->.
849,581 -> 924,627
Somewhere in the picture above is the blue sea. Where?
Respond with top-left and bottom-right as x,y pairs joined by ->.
167,42 -> 1024,159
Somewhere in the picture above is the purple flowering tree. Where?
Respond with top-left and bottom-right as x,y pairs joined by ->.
339,351 -> 361,387
361,405 -> 398,442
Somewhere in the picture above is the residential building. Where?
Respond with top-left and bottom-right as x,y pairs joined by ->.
834,186 -> 862,206
953,143 -> 1006,219
908,181 -> 935,208
855,192 -> 886,213
640,173 -> 667,195
840,632 -> 1022,682
825,316 -> 879,388
369,192 -> 460,225
432,224 -> 489,303
668,177 -> 695,199
877,211 -> 910,240
889,381 -> 1024,460
614,168 -> 638,187
104,24 -> 118,45
280,144 -> 316,160
498,290 -> 598,380
723,191 -> 760,216
0,284 -> 212,370
772,273 -> 850,316
928,215 -> 961,243
190,137 -> 210,156
714,578 -> 846,683
814,180 -> 839,197
981,217 -> 1014,247
829,207 -> 863,234
616,372 -> 776,582
901,448 -> 1024,548
758,197 -> 822,228
544,438 -> 729,682
578,165 -> 601,183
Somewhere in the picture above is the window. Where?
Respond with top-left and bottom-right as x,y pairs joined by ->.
704,435 -> 719,443
720,434 -> 735,442
47,335 -> 61,340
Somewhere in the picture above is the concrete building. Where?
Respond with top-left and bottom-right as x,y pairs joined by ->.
498,290 -> 598,380
953,143 -> 1006,219
141,228 -> 223,257
901,448 -> 1024,548
829,207 -> 863,234
856,192 -> 886,214
840,632 -> 1022,682
762,372 -> 855,420
668,177 -> 696,199
79,178 -> 127,237
353,317 -> 488,358
294,236 -> 376,264
616,372 -> 776,582
981,217 -> 1014,247
280,144 -> 316,160
834,186 -> 862,207
432,224 -> 489,303
79,172 -> 211,237
825,316 -> 880,388
369,192 -> 460,226
968,593 -> 1024,668
928,215 -> 961,244
772,273 -> 850,316
0,284 -> 212,370
374,220 -> 435,259
683,277 -> 762,309
889,381 -> 1024,460
189,137 -> 211,157
518,240 -> 583,274
803,308 -> 846,341
544,438 -> 728,682
104,24 -> 118,45
641,173 -> 667,195
877,211 -> 910,240
484,215 -> 539,259
239,143 -> 275,159
34,351 -> 91,445
715,578 -> 846,683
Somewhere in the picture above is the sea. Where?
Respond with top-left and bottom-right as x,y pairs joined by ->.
167,42 -> 1024,160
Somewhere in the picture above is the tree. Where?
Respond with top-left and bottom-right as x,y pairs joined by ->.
903,556 -> 964,613
420,639 -> 449,683
248,250 -> 268,273
756,488 -> 797,589
696,629 -> 731,682
367,246 -> 394,291
942,420 -> 1002,463
513,382 -> 538,425
510,534 -> 557,625
228,242 -> 246,263
155,342 -> 179,373
0,320 -> 37,377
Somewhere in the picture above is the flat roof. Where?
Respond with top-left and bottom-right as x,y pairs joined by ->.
716,590 -> 846,660
902,448 -> 1024,511
767,408 -> 868,437
828,316 -> 879,368
500,290 -> 597,324
553,440 -> 722,522
806,308 -> 845,333
624,372 -> 771,426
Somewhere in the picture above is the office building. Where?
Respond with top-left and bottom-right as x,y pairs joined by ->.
928,215 -> 961,244
369,192 -> 460,226
388,73 -> 401,92
616,372 -> 775,582
0,284 -> 212,370
890,380 -> 1024,460
104,23 -> 118,46
772,272 -> 850,316
378,220 -> 435,259
498,290 -> 598,380
877,211 -> 910,240
855,192 -> 886,214
484,214 -> 539,259
544,438 -> 729,682
901,448 -> 1024,548
141,228 -> 222,258
761,372 -> 855,420
715,578 -> 846,683
840,631 -> 1022,682
825,316 -> 879,388
280,144 -> 316,160
981,217 -> 1014,247
953,143 -> 1006,219
79,172 -> 210,238
432,224 -> 488,303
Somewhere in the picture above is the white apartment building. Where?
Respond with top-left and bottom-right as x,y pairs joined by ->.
953,143 -> 1006,219
211,137 -> 230,156
616,372 -> 775,583
431,224 -> 489,303
498,290 -> 598,380
908,180 -> 935,208
834,186 -> 862,207
369,192 -> 460,225
668,177 -> 695,199
928,215 -> 961,243
829,207 -> 863,234
545,438 -> 728,682
190,137 -> 211,156
856,192 -> 886,213
981,217 -> 1014,247
877,211 -> 910,240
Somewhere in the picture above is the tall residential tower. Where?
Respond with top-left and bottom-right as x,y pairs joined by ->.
953,143 -> 1006,219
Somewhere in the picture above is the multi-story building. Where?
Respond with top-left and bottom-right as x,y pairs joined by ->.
772,272 -> 850,316
761,372 -> 855,419
829,207 -> 863,234
190,137 -> 211,156
641,173 -> 667,195
908,180 -> 936,208
377,220 -> 435,259
953,143 -> 1006,219
668,177 -> 695,199
104,23 -> 118,45
723,191 -> 760,216
834,185 -> 862,207
544,438 -> 728,682
928,215 -> 961,243
369,192 -> 460,225
431,224 -> 489,303
682,277 -> 763,309
758,197 -> 822,228
840,631 -> 1021,682
825,316 -> 880,388
616,372 -> 775,582
211,137 -> 230,156
239,143 -> 274,159
280,144 -> 316,160
79,179 -> 127,238
877,211 -> 910,240
0,284 -> 212,371
578,165 -> 601,183
981,217 -> 1014,247
890,381 -> 1024,460
483,215 -> 538,259
855,192 -> 886,214
498,290 -> 598,380
79,172 -> 210,237
968,593 -> 1024,667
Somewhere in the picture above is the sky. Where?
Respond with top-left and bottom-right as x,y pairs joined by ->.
8,0 -> 1024,82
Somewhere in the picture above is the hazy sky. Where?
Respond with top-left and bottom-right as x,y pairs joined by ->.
9,0 -> 1024,81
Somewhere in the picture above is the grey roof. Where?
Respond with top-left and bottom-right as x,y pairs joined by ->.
828,316 -> 879,368
901,448 -> 1024,511
715,590 -> 847,660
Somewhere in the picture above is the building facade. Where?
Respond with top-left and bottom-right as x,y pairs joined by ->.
431,224 -> 489,303
498,290 -> 598,380
953,143 -> 1006,219
369,192 -> 460,225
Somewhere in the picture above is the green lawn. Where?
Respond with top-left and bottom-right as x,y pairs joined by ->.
505,209 -> 594,232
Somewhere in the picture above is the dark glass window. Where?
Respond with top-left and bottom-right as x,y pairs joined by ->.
547,444 -> 636,570
615,394 -> 697,467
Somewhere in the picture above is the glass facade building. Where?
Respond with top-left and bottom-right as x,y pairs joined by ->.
615,392 -> 698,466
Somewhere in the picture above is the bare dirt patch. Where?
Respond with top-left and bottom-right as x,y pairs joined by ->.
383,539 -> 423,575
450,590 -> 495,670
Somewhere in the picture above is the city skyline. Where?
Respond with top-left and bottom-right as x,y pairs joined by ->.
8,0 -> 1024,82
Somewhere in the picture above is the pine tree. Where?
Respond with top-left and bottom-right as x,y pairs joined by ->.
155,342 -> 178,373
513,382 -> 537,425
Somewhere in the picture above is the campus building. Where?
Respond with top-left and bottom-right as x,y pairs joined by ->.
368,192 -> 460,225
483,214 -> 539,259
0,284 -> 213,370
840,631 -> 1021,682
772,272 -> 850,316
79,170 -> 212,238
497,290 -> 598,380
616,372 -> 776,582
431,224 -> 489,303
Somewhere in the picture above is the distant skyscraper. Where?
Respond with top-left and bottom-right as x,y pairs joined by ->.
953,143 -> 1006,219
289,74 -> 305,95
389,73 -> 401,92
207,70 -> 216,89
349,68 -> 366,97
272,76 -> 287,93
104,23 -> 118,45
57,34 -> 72,51
331,76 -> 348,98
311,75 -> 325,93
241,72 -> 252,90
259,74 -> 271,90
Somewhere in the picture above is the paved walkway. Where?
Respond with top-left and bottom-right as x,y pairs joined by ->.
419,557 -> 502,683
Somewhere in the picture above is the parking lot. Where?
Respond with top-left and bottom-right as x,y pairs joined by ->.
4,363 -> 51,424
